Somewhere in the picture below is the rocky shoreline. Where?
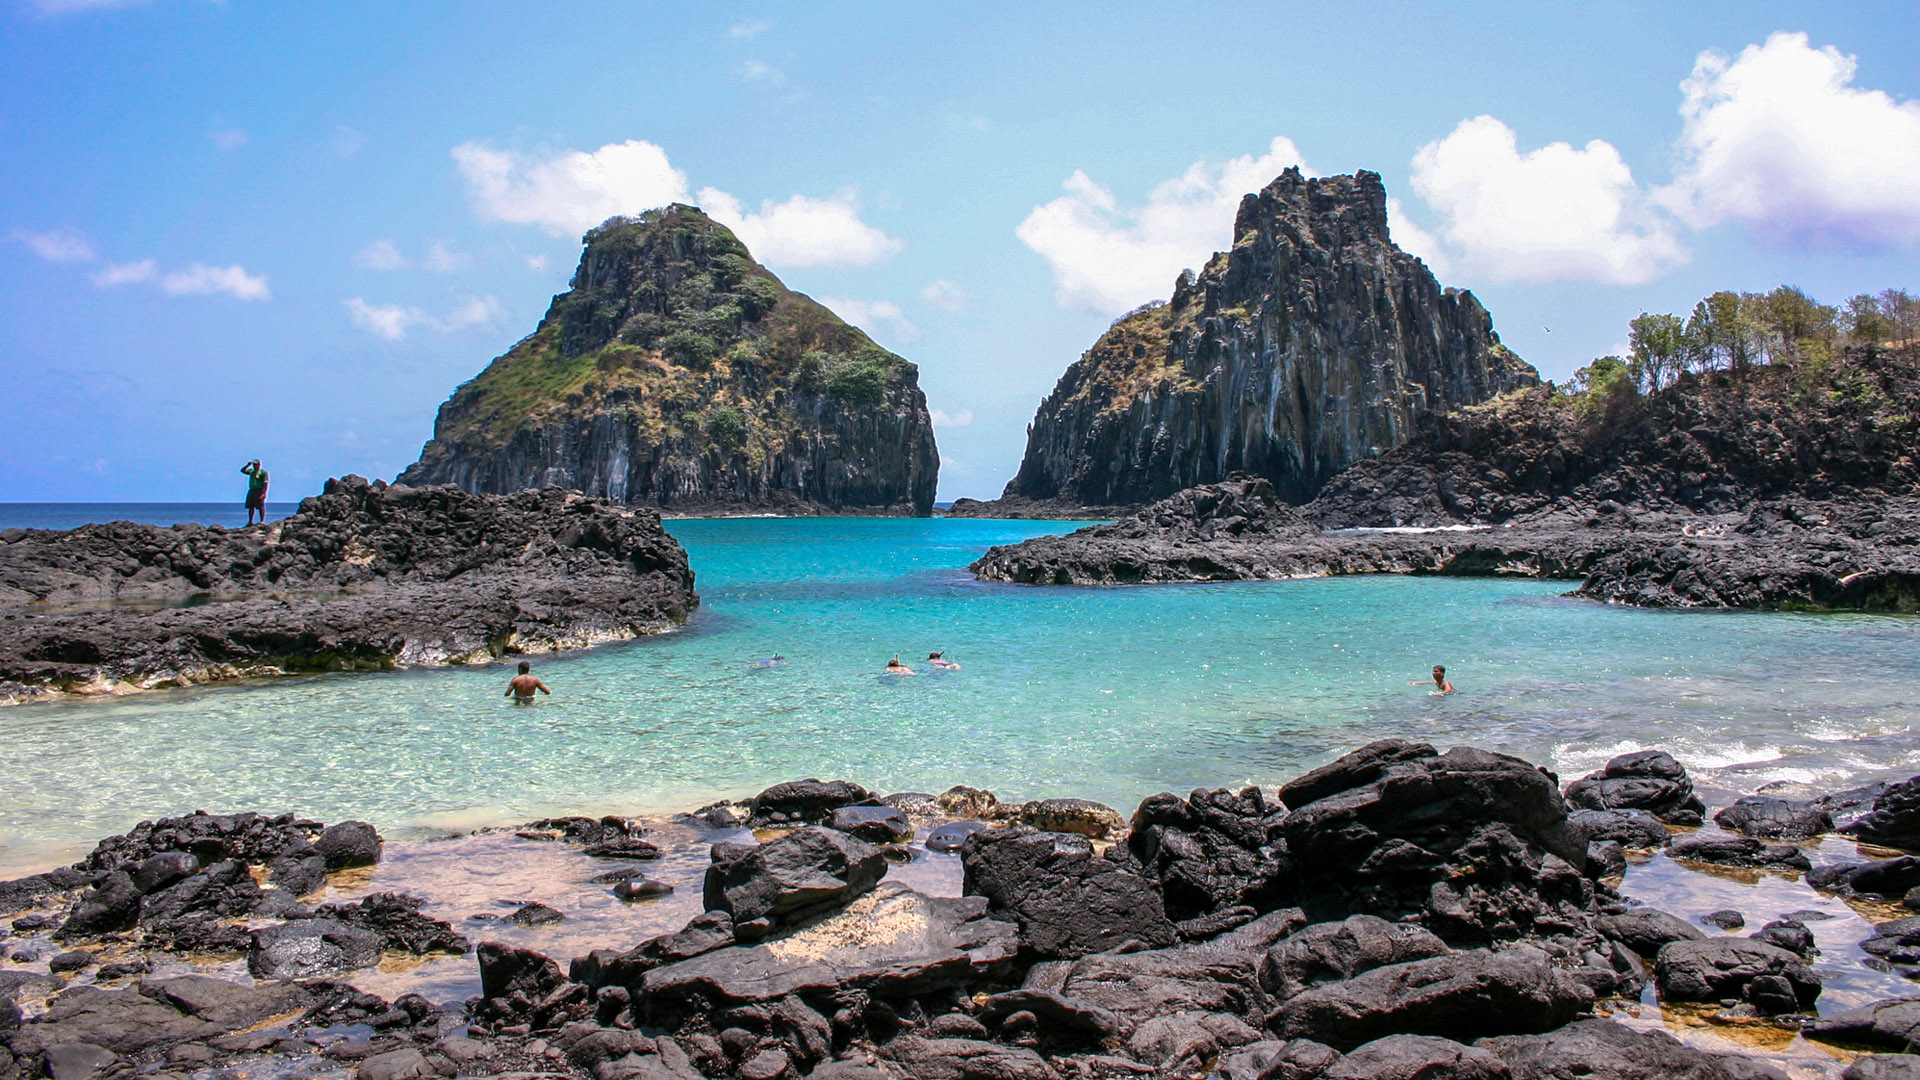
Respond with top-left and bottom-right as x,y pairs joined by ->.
0,477 -> 697,704
11,745 -> 1920,1079
968,477 -> 1920,611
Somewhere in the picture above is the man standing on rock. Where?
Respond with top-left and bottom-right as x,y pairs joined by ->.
240,459 -> 269,525
506,661 -> 551,703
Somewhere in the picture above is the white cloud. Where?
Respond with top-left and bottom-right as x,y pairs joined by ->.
211,128 -> 248,150
422,240 -> 465,272
699,188 -> 902,267
161,263 -> 271,300
729,18 -> 771,38
356,239 -> 407,271
91,259 -> 155,287
1410,115 -> 1685,285
1657,32 -> 1920,247
1016,136 -> 1310,313
526,255 -> 551,273
739,60 -> 786,85
454,139 -> 691,237
919,279 -> 965,312
820,296 -> 918,344
15,227 -> 96,263
344,295 -> 503,341
331,125 -> 367,159
929,408 -> 973,428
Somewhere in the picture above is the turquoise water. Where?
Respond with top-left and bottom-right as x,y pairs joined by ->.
3,516 -> 1919,873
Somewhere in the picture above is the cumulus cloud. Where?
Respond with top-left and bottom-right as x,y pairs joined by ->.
15,227 -> 96,263
90,259 -> 156,287
211,128 -> 249,150
1016,136 -> 1309,313
161,263 -> 271,300
456,138 -> 901,267
454,139 -> 691,237
919,279 -> 965,312
1657,32 -> 1920,247
1384,197 -> 1450,278
929,408 -> 973,428
344,295 -> 503,341
818,296 -> 918,344
356,239 -> 407,271
699,188 -> 902,267
1410,115 -> 1685,285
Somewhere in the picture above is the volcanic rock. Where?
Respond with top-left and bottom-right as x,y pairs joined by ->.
1713,797 -> 1832,840
1564,751 -> 1706,826
960,827 -> 1176,958
1480,1018 -> 1786,1080
247,918 -> 382,981
1654,938 -> 1820,1014
1847,778 -> 1920,852
1270,947 -> 1591,1051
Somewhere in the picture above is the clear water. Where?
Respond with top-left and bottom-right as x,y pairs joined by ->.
2,516 -> 1919,875
0,502 -> 299,531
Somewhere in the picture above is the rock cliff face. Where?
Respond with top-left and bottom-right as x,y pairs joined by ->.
401,205 -> 937,515
992,169 -> 1537,509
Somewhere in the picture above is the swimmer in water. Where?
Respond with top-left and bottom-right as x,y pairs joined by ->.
1408,665 -> 1455,695
884,655 -> 915,676
753,655 -> 785,667
505,661 -> 551,703
927,650 -> 961,670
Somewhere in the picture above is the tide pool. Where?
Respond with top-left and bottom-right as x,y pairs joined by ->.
3,515 -> 1918,872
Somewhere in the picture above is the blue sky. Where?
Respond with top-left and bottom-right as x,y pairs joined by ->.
4,2 -> 1918,503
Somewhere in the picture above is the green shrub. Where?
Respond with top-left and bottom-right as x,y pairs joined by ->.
705,405 -> 748,449
662,329 -> 717,368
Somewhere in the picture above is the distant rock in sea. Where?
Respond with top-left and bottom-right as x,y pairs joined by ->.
400,204 -> 938,516
968,168 -> 1536,515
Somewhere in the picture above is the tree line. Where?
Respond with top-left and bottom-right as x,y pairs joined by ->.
1567,286 -> 1919,404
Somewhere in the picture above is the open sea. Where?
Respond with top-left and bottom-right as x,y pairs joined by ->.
2,504 -> 1919,875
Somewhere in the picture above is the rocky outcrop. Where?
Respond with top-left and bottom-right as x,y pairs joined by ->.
980,169 -> 1535,512
401,204 -> 937,515
0,476 -> 696,701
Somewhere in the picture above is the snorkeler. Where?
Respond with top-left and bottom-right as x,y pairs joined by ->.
927,651 -> 961,670
1408,665 -> 1455,695
884,655 -> 915,676
753,655 -> 785,667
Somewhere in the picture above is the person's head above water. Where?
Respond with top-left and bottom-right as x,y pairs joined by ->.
1433,665 -> 1446,678
928,651 -> 943,660
887,656 -> 903,667
518,661 -> 531,674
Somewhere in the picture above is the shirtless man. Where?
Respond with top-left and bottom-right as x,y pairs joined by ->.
1412,665 -> 1455,695
506,661 -> 551,702
884,655 -> 914,676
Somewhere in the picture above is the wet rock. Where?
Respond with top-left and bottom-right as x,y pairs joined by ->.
1051,942 -> 1270,1036
877,1036 -> 1058,1080
977,989 -> 1122,1044
130,853 -> 200,895
583,835 -> 662,860
508,902 -> 565,927
1860,916 -> 1920,964
826,806 -> 913,844
1847,777 -> 1920,852
1846,1056 -> 1920,1080
1563,751 -> 1706,826
1811,857 -> 1920,901
880,792 -> 939,817
7,985 -> 219,1058
93,961 -> 150,981
1216,1038 -> 1344,1080
1271,947 -> 1592,1052
267,850 -> 326,896
1811,997 -> 1920,1049
1587,840 -> 1627,878
10,914 -> 56,933
1593,908 -> 1705,958
703,827 -> 886,938
1813,782 -> 1893,830
1666,836 -> 1810,871
54,872 -> 140,939
140,975 -> 313,1030
136,859 -> 261,934
1260,915 -> 1450,1000
925,821 -> 992,853
46,952 -> 92,974
642,884 -> 1016,1007
0,871 -> 85,917
1568,809 -> 1670,849
477,942 -> 566,1004
1481,1018 -> 1785,1080
612,877 -> 675,901
961,827 -> 1175,958
317,821 -> 383,869
1701,909 -> 1746,930
316,892 -> 470,954
572,911 -> 735,995
1325,1034 -> 1509,1080
247,918 -> 382,980
1128,787 -> 1283,920
1654,938 -> 1820,1014
1751,919 -> 1815,957
42,1043 -> 118,1080
1713,797 -> 1832,840
1126,1010 -> 1264,1070
356,1047 -> 434,1080
936,786 -> 1000,819
748,780 -> 872,826
1019,798 -> 1125,840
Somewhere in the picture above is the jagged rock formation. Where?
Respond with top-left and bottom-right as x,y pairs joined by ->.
0,477 -> 696,701
402,205 -> 937,515
973,169 -> 1536,513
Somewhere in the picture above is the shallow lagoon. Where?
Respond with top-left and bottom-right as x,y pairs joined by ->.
3,516 -> 1919,873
